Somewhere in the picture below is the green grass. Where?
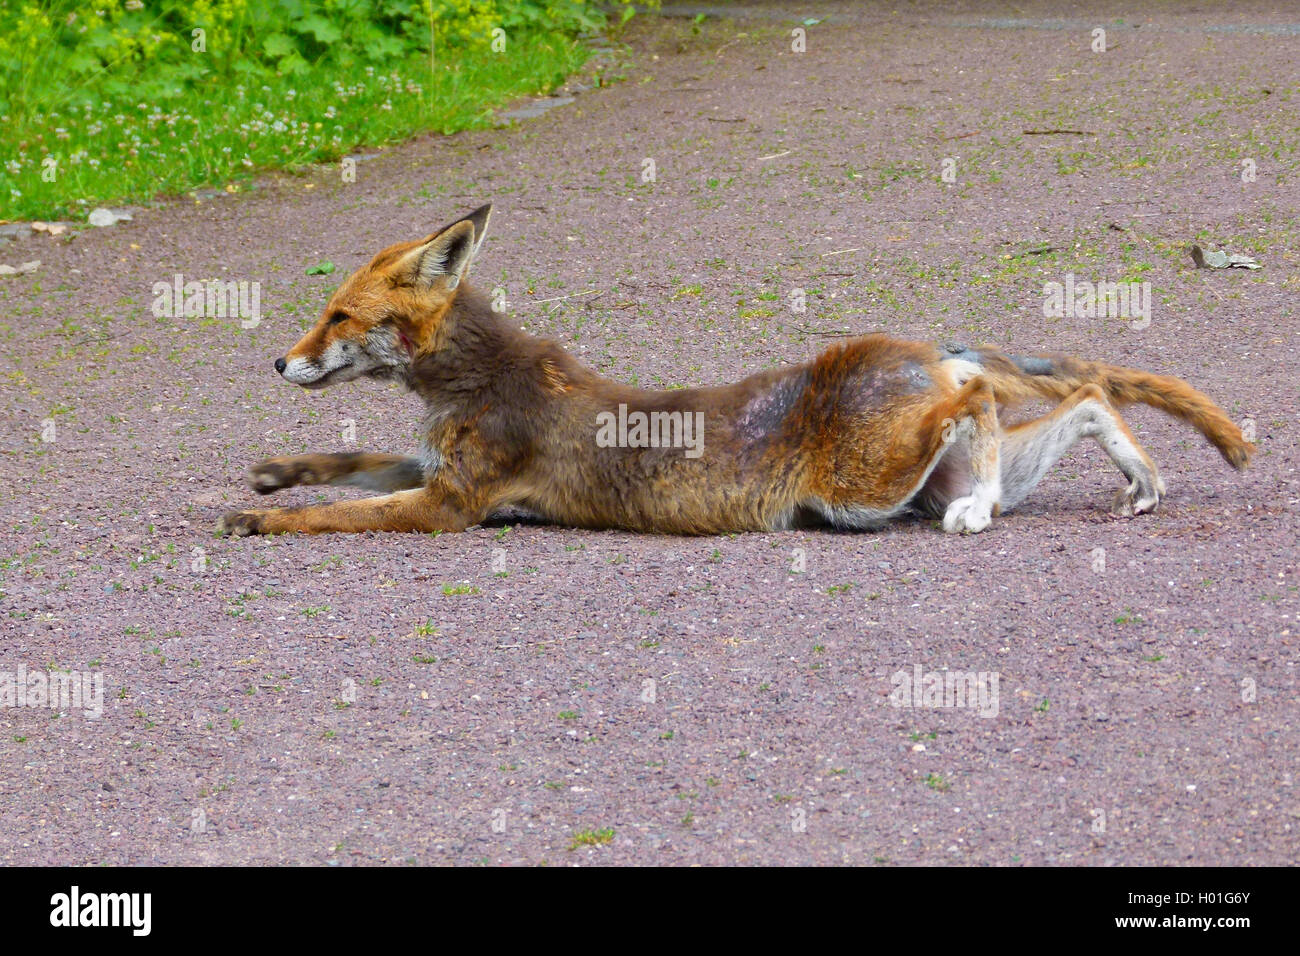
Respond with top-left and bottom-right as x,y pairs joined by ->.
569,827 -> 614,849
3,35 -> 588,221
924,773 -> 950,793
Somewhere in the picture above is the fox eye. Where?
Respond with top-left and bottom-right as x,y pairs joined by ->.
327,311 -> 348,326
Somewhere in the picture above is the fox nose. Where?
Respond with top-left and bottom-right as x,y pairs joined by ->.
274,357 -> 287,375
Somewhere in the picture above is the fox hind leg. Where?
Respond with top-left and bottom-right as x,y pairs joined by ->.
999,383 -> 1164,515
939,377 -> 1002,533
248,452 -> 424,494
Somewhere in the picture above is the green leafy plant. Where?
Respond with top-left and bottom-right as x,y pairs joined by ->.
1,1 -> 652,220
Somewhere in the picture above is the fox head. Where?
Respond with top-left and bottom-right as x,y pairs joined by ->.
275,204 -> 492,388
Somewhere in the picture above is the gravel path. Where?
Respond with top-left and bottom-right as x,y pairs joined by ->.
1,1 -> 1297,865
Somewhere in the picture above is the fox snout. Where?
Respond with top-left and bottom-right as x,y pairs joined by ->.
278,334 -> 363,389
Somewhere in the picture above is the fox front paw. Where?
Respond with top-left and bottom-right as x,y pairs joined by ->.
248,457 -> 315,494
217,509 -> 268,537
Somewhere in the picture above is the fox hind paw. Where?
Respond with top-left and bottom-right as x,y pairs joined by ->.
1111,479 -> 1163,517
942,495 -> 994,534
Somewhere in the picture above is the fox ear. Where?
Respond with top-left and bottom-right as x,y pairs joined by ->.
460,202 -> 492,255
396,221 -> 477,291
396,204 -> 493,291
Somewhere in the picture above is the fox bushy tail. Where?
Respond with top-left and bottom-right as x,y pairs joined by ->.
974,346 -> 1255,470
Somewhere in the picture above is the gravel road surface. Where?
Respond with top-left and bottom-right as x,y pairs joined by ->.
1,1 -> 1297,865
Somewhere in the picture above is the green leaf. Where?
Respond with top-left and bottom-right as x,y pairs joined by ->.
295,15 -> 343,45
306,262 -> 336,276
277,53 -> 311,77
262,33 -> 296,59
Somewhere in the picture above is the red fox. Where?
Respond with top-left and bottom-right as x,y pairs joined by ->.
218,205 -> 1254,537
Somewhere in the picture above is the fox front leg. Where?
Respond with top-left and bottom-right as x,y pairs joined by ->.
218,485 -> 485,536
248,452 -> 425,494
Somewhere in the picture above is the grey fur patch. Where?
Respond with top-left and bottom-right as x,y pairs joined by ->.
1011,355 -> 1056,376
736,372 -> 808,446
940,343 -> 983,368
898,361 -> 932,391
418,444 -> 444,477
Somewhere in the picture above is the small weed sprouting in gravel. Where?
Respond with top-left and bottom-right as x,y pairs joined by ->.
1035,699 -> 1050,714
441,584 -> 479,596
413,620 -> 439,637
569,828 -> 615,850
925,773 -> 951,793
558,710 -> 580,721
411,654 -> 437,664
825,582 -> 855,596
